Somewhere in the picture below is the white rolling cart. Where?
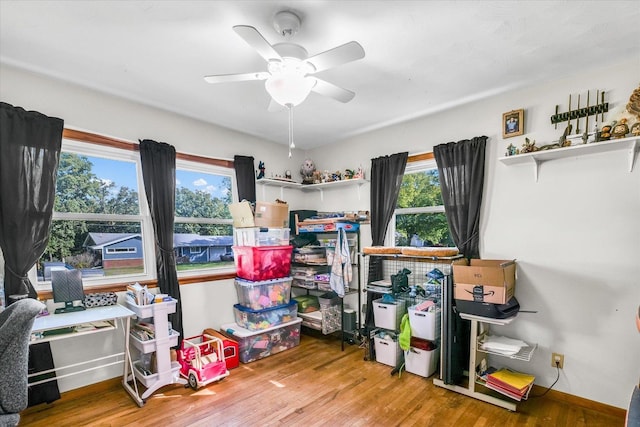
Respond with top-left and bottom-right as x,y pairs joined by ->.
123,298 -> 186,406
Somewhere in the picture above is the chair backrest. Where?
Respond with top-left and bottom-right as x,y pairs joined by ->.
0,298 -> 46,418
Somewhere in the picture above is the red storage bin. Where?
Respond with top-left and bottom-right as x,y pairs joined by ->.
232,245 -> 292,281
203,328 -> 240,370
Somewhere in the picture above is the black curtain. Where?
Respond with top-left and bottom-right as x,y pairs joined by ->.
433,136 -> 487,259
233,155 -> 256,203
0,102 -> 63,304
433,135 -> 486,385
139,139 -> 183,343
369,152 -> 409,246
365,152 -> 408,360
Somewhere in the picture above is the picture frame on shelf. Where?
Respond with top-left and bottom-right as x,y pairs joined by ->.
503,109 -> 524,138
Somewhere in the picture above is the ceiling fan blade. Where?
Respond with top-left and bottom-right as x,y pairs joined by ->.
204,72 -> 270,84
305,41 -> 365,73
312,78 -> 356,103
233,25 -> 282,62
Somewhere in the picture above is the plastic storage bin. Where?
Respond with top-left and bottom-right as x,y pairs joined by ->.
408,305 -> 441,341
233,300 -> 298,331
234,227 -> 290,246
203,328 -> 239,370
374,334 -> 402,367
373,298 -> 406,331
293,295 -> 320,313
234,277 -> 292,310
233,245 -> 292,281
220,318 -> 302,364
405,338 -> 440,378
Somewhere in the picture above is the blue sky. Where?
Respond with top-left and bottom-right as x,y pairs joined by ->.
89,156 -> 230,199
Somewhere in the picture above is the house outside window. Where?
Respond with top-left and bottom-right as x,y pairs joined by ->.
389,159 -> 454,248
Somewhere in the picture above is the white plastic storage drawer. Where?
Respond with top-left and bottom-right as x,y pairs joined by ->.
405,343 -> 439,378
408,305 -> 441,341
373,298 -> 406,331
374,335 -> 402,367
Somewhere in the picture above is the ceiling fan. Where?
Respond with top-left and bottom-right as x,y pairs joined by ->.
203,10 -> 366,110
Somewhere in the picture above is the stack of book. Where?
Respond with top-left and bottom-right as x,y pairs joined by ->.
126,282 -> 152,306
130,321 -> 155,341
485,368 -> 535,401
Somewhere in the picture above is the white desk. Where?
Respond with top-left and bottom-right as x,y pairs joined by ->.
29,304 -> 135,386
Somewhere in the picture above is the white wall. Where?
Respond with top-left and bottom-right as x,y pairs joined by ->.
305,58 -> 640,409
2,59 -> 639,408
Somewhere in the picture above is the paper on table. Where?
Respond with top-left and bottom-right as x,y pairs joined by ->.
480,335 -> 528,355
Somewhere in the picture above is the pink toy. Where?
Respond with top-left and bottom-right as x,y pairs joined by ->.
177,334 -> 230,390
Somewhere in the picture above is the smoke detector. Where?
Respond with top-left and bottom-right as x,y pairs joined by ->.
273,10 -> 301,39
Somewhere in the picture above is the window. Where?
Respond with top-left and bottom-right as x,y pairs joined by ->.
34,134 -> 237,291
390,159 -> 454,247
36,140 -> 152,288
105,247 -> 137,254
174,161 -> 235,273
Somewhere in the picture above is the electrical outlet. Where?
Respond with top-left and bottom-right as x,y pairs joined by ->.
552,352 -> 564,369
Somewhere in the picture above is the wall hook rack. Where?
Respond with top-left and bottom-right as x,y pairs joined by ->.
550,90 -> 608,132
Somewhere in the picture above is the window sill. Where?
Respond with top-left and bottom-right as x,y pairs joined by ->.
35,270 -> 237,300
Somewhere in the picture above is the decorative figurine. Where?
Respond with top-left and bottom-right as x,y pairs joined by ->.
612,118 -> 629,139
505,143 -> 517,156
520,137 -> 538,153
631,122 -> 640,137
256,161 -> 265,179
558,123 -> 572,147
600,124 -> 612,140
344,169 -> 355,179
285,170 -> 292,180
300,159 -> 316,184
353,165 -> 364,179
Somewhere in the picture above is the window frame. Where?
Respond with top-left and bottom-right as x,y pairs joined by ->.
29,129 -> 238,295
386,156 -> 447,247
174,157 -> 237,278
34,138 -> 156,292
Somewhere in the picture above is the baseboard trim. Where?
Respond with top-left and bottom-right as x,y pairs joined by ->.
531,384 -> 626,418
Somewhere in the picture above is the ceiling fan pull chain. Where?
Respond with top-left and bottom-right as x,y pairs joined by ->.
288,104 -> 295,158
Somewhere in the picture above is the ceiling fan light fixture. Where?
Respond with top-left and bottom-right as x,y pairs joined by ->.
265,70 -> 314,107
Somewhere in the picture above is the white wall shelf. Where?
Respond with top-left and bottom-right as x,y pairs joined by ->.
300,178 -> 367,201
256,178 -> 301,200
498,136 -> 639,182
256,177 -> 368,201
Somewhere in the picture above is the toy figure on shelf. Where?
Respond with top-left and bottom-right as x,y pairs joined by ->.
520,137 -> 538,153
600,124 -> 612,140
558,123 -> 572,147
505,143 -> 517,156
353,165 -> 364,179
256,161 -> 265,180
300,158 -> 316,184
285,170 -> 292,180
344,169 -> 355,179
612,118 -> 630,139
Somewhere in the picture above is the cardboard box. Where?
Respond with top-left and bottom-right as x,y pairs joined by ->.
229,201 -> 255,228
453,259 -> 516,304
254,201 -> 289,228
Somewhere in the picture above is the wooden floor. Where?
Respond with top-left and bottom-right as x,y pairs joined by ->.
21,332 -> 624,427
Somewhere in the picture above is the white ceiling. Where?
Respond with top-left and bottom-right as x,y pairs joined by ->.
1,1 -> 639,149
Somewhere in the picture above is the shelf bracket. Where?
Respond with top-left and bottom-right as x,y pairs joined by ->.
629,139 -> 638,172
532,158 -> 541,182
318,188 -> 324,202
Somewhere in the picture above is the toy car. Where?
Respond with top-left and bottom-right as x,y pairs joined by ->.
177,334 -> 229,389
